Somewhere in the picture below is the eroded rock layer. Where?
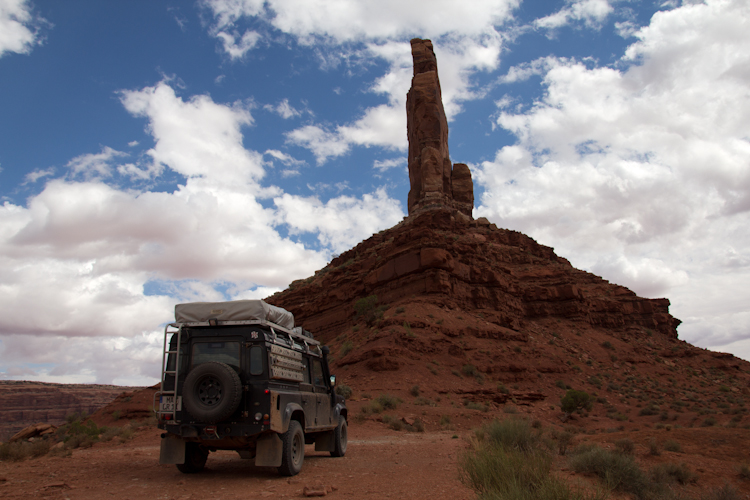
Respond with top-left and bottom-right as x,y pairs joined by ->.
406,39 -> 474,217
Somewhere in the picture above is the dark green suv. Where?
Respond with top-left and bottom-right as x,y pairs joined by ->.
155,300 -> 347,476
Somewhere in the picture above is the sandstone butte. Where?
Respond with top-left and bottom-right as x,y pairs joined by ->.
266,37 -> 750,426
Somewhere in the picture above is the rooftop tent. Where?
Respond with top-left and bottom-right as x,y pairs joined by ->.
174,300 -> 295,330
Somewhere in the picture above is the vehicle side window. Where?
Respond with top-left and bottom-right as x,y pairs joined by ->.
249,346 -> 264,376
301,357 -> 310,384
312,359 -> 324,387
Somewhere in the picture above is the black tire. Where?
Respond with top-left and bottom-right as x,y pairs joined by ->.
330,415 -> 347,457
182,362 -> 242,424
176,442 -> 208,474
278,420 -> 304,476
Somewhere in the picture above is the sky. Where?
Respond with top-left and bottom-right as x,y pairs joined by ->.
0,0 -> 748,385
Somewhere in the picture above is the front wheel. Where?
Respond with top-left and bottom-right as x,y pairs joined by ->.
330,415 -> 347,457
278,420 -> 304,476
176,442 -> 208,474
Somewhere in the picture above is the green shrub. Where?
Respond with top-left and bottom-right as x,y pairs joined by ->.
340,340 -> 354,357
700,483 -> 741,500
552,429 -> 574,456
738,463 -> 750,480
497,382 -> 510,394
702,416 -> 718,427
462,364 -> 479,377
335,384 -> 353,399
375,393 -> 402,410
409,385 -> 420,397
664,439 -> 682,453
414,396 -> 435,406
460,418 -> 602,500
466,401 -> 489,412
561,389 -> 594,415
0,439 -> 51,462
648,438 -> 660,456
615,438 -> 635,455
112,410 -> 121,421
650,462 -> 693,485
639,404 -> 660,416
354,295 -> 385,326
569,444 -> 649,497
439,415 -> 452,427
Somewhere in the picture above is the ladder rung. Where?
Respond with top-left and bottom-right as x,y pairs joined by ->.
166,350 -> 178,354
164,370 -> 177,375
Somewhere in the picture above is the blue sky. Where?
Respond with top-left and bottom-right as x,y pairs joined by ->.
1,0 -> 749,384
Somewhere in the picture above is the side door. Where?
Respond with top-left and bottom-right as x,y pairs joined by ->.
311,358 -> 332,428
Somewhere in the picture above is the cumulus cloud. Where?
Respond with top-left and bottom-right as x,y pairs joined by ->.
476,0 -> 750,351
0,0 -> 45,57
264,98 -> 302,119
274,187 -> 404,253
203,0 -> 515,163
1,80 -> 403,383
373,157 -> 406,172
534,0 -> 614,31
66,146 -> 128,179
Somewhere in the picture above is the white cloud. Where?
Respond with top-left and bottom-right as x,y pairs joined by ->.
534,0 -> 614,31
66,146 -> 128,179
373,157 -> 406,172
215,29 -> 261,59
203,1 -> 515,163
120,81 -> 265,188
476,0 -> 750,354
275,187 -> 404,253
1,79 -> 410,383
264,98 -> 302,119
23,167 -> 54,184
0,0 -> 44,57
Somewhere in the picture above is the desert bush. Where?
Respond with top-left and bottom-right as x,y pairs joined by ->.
648,438 -> 660,456
650,462 -> 693,485
561,389 -> 594,415
602,341 -> 614,350
112,410 -> 121,421
702,416 -> 718,427
414,396 -> 435,406
410,385 -> 420,397
375,393 -> 402,410
462,364 -> 479,377
570,444 -> 649,497
465,401 -> 489,412
615,438 -> 635,455
381,414 -> 403,431
664,439 -> 682,453
335,384 -> 353,399
354,295 -> 386,326
700,483 -> 741,500
360,401 -> 383,415
340,340 -> 354,357
497,382 -> 510,394
0,439 -> 50,462
639,404 -> 660,416
460,418 -> 602,500
551,429 -> 574,456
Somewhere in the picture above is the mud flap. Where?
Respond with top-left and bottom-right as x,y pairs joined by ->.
159,435 -> 186,464
314,431 -> 335,452
255,433 -> 283,467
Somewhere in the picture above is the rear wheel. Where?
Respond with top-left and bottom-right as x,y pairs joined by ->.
176,442 -> 208,474
330,415 -> 347,457
278,420 -> 304,476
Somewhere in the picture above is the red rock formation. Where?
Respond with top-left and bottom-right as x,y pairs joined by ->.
0,381 -> 135,441
406,39 -> 474,217
269,208 -> 681,354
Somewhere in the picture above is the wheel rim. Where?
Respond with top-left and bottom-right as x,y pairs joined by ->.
292,432 -> 303,467
341,422 -> 348,451
197,375 -> 223,406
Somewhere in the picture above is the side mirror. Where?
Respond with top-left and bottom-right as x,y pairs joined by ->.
329,375 -> 336,387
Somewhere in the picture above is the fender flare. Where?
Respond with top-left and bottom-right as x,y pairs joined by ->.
278,402 -> 305,433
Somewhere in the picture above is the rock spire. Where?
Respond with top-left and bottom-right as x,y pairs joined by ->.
406,38 -> 474,217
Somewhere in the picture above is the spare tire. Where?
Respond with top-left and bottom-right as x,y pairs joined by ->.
182,362 -> 242,423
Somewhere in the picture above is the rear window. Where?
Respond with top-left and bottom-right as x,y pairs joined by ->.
192,341 -> 240,369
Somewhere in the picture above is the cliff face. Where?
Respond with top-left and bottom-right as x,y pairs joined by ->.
0,381 -> 135,441
269,207 -> 680,346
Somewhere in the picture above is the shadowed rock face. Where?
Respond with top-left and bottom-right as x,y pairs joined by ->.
406,39 -> 474,217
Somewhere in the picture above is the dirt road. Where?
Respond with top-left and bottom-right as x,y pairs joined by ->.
0,421 -> 474,500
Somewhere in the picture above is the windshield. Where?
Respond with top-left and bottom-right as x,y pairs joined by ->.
191,341 -> 240,370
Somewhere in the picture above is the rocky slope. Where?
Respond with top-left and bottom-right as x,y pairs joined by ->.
0,381 -> 136,441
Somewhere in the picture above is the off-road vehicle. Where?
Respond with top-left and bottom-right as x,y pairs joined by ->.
154,300 -> 347,476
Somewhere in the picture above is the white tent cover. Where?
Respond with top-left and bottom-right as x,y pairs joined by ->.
174,299 -> 295,329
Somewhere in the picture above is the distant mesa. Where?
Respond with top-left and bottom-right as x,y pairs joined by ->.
407,38 -> 474,218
